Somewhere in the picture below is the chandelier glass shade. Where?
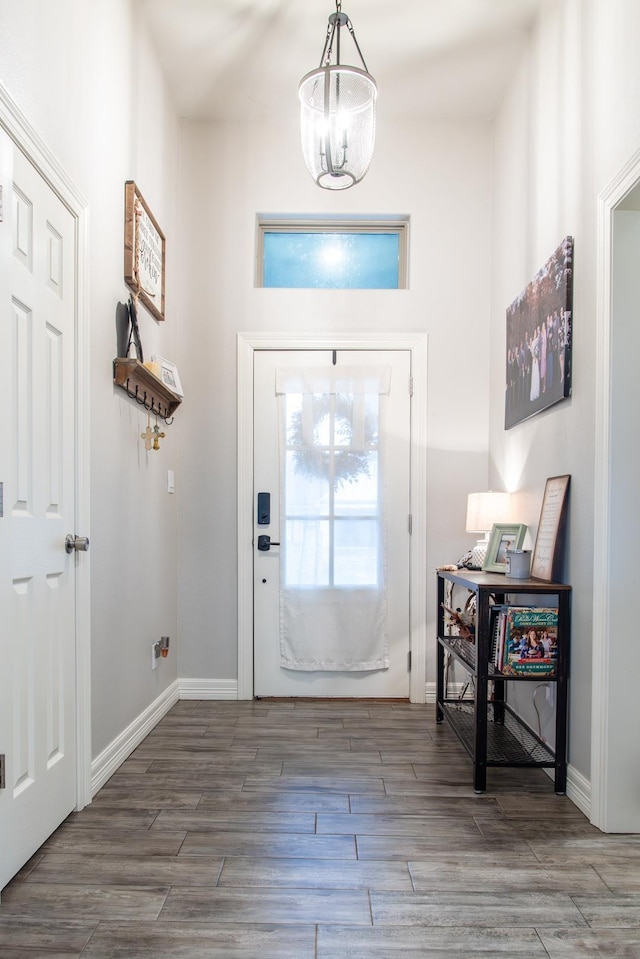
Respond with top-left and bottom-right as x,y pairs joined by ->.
299,4 -> 377,190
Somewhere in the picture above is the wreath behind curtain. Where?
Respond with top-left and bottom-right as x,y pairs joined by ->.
275,366 -> 392,672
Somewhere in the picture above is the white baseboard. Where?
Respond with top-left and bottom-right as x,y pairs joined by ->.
541,763 -> 591,818
91,678 -> 239,795
178,678 -> 238,700
91,680 -> 180,796
564,764 -> 591,819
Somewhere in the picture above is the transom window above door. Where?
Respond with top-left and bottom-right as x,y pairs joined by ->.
256,216 -> 409,289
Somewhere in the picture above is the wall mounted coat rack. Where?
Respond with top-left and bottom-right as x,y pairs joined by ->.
113,358 -> 181,423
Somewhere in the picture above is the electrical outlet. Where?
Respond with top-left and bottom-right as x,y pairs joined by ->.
151,641 -> 161,670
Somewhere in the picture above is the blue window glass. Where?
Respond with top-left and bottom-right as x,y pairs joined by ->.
263,231 -> 400,289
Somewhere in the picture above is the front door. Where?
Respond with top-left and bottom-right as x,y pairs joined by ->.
0,134 -> 79,889
253,349 -> 411,697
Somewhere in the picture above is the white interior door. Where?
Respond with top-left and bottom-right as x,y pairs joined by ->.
0,134 -> 78,890
254,349 -> 411,698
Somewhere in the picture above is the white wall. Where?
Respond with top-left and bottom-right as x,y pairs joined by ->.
176,113 -> 495,685
0,0 -> 182,757
490,0 -> 640,791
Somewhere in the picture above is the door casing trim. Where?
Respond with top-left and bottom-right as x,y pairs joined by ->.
0,80 -> 92,809
592,146 -> 640,830
237,331 -> 428,703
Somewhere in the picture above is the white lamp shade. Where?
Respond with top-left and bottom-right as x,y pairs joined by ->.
299,65 -> 377,190
465,491 -> 511,534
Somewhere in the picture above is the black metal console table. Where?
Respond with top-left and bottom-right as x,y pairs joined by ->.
436,568 -> 571,793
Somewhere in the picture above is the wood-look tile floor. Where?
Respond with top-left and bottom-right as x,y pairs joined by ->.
2,699 -> 640,957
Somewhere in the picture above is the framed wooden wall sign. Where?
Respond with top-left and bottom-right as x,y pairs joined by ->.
124,181 -> 166,322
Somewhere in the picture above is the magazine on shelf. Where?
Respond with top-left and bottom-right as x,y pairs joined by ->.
489,605 -> 506,668
501,607 -> 558,677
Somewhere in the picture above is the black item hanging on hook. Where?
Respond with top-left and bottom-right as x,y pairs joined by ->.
126,296 -> 144,363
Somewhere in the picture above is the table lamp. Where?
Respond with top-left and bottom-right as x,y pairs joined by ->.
465,491 -> 511,569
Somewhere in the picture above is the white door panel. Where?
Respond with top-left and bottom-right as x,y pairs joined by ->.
254,350 -> 411,698
0,136 -> 77,890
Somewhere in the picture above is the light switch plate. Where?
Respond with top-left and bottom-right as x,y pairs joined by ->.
167,469 -> 175,494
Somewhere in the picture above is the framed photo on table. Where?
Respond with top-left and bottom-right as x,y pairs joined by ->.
530,475 -> 570,582
483,523 -> 527,574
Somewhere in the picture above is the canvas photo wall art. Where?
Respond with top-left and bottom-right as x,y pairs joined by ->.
505,236 -> 573,430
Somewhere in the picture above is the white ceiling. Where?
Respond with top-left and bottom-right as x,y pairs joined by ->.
135,0 -> 542,121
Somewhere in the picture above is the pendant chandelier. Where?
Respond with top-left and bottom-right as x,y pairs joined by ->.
299,0 -> 377,190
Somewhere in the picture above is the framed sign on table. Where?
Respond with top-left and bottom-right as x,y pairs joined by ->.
530,475 -> 571,582
124,181 -> 166,323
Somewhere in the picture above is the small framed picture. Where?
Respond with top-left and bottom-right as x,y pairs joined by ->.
483,523 -> 527,574
151,354 -> 183,396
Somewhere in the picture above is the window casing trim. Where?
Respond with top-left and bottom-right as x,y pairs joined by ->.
256,215 -> 409,289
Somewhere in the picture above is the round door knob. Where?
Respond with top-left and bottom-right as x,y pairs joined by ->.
65,534 -> 90,554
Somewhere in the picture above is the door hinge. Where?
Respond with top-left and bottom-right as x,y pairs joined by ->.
0,754 -> 5,789
409,375 -> 414,396
407,650 -> 412,672
408,514 -> 413,535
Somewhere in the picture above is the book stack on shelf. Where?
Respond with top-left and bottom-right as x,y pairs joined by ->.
490,606 -> 558,677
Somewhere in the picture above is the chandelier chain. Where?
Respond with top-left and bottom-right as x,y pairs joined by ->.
319,7 -> 367,72
346,19 -> 369,73
320,21 -> 334,66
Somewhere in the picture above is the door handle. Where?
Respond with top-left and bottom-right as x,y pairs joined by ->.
65,534 -> 90,554
257,535 -> 280,551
